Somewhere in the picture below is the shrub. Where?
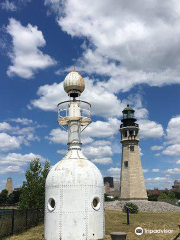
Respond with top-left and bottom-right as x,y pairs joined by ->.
148,194 -> 159,201
123,202 -> 139,214
158,193 -> 168,201
174,191 -> 180,200
104,194 -> 114,201
167,192 -> 175,199
114,196 -> 119,200
158,192 -> 176,202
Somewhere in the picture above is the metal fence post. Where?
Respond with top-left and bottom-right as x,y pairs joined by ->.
126,207 -> 130,225
11,209 -> 15,235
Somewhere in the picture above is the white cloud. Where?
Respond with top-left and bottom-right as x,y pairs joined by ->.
1,0 -> 31,12
57,144 -> 113,165
151,145 -> 164,151
91,140 -> 111,147
57,149 -> 67,155
162,144 -> 180,156
47,118 -> 120,146
31,77 -> 121,118
111,143 -> 121,154
84,118 -> 120,138
160,116 -> 180,156
164,168 -> 180,174
46,128 -> 93,145
0,152 -> 47,166
6,18 -> 56,79
0,166 -> 23,174
0,133 -> 21,152
152,169 -> 160,172
0,122 -> 12,131
146,177 -> 172,183
143,169 -> 149,173
11,126 -> 34,135
138,119 -> 164,139
139,146 -> 143,156
107,167 -> 120,174
155,153 -> 161,157
107,167 -> 121,180
45,0 -> 180,91
46,128 -> 67,145
0,122 -> 40,150
176,160 -> 180,165
165,115 -> 180,145
57,146 -> 113,165
1,0 -> 17,11
92,157 -> 112,165
82,145 -> 113,159
11,126 -> 40,144
10,118 -> 33,125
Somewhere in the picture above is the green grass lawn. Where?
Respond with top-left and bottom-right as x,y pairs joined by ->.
4,210 -> 180,240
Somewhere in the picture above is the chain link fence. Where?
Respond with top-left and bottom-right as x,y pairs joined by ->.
0,208 -> 44,239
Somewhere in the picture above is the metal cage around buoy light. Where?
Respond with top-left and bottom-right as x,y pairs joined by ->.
57,100 -> 92,131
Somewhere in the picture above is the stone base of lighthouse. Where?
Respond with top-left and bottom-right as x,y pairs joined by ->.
120,143 -> 148,201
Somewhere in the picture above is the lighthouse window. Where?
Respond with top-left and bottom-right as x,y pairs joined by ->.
124,131 -> 127,137
92,197 -> 100,211
48,198 -> 56,212
124,161 -> 128,168
130,146 -> 134,152
129,130 -> 133,136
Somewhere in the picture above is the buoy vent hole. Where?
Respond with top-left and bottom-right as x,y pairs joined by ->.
92,197 -> 100,210
48,198 -> 56,212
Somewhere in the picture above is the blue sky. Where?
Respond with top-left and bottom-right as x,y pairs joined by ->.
0,0 -> 180,190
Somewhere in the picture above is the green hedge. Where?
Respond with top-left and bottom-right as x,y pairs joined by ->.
123,202 -> 139,214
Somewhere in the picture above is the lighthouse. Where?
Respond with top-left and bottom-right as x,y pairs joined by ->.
44,70 -> 104,240
120,105 -> 147,200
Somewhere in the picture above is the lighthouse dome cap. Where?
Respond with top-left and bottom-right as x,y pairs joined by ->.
64,70 -> 85,94
122,104 -> 135,113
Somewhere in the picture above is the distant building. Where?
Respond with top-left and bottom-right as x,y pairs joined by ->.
147,188 -> 165,195
14,187 -> 22,192
104,178 -> 120,197
110,181 -> 120,197
114,181 -> 120,191
104,177 -> 114,188
147,185 -> 180,196
5,178 -> 13,195
104,182 -> 110,195
172,180 -> 180,189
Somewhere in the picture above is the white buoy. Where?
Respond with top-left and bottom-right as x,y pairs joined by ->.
44,70 -> 105,240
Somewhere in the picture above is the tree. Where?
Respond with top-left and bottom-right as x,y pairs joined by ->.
158,192 -> 168,201
7,190 -> 22,205
19,158 -> 50,209
0,189 -> 8,205
167,191 -> 176,199
148,194 -> 159,201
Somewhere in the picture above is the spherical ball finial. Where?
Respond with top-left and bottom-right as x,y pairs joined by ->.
64,70 -> 85,97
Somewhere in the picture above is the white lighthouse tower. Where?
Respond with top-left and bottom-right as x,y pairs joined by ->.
44,70 -> 104,240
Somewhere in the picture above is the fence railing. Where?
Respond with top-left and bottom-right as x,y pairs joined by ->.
0,208 -> 44,239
